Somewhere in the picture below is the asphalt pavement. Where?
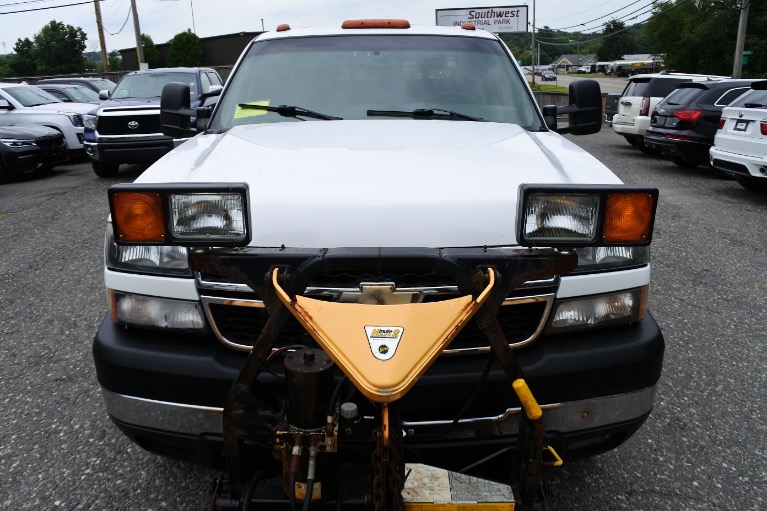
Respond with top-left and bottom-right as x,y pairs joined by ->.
0,127 -> 765,510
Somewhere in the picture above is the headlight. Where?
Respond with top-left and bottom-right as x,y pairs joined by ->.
83,114 -> 98,130
518,185 -> 658,247
545,286 -> 647,334
61,112 -> 84,127
572,246 -> 649,273
0,138 -> 37,148
109,290 -> 206,331
105,223 -> 191,276
108,183 -> 250,246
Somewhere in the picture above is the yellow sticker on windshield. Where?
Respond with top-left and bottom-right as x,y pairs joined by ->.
235,100 -> 270,118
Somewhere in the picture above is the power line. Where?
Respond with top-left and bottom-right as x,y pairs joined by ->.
554,0 -> 653,31
0,0 -> 99,15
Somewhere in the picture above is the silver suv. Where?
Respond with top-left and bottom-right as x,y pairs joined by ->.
612,72 -> 726,150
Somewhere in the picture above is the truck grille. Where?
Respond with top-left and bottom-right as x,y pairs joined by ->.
198,271 -> 555,353
98,114 -> 161,135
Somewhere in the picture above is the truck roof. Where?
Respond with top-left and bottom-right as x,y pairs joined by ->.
254,21 -> 499,42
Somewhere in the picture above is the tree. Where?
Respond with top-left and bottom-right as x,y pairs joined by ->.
108,51 -> 123,72
141,34 -> 162,68
9,38 -> 37,76
34,20 -> 87,74
642,0 -> 739,75
598,19 -> 636,61
167,29 -> 204,67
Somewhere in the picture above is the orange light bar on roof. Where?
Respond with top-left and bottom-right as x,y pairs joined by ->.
276,24 -> 291,32
462,23 -> 477,30
342,19 -> 410,29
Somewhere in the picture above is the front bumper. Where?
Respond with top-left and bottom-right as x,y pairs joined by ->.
0,142 -> 68,173
84,136 -> 175,164
93,310 -> 665,467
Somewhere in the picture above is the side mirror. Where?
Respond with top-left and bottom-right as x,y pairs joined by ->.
160,82 -> 198,138
545,79 -> 602,135
0,99 -> 12,110
99,90 -> 110,100
203,84 -> 223,97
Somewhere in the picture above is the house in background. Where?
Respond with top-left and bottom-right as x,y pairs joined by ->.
552,54 -> 599,73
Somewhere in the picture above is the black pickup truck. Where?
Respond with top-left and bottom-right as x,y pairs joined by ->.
82,67 -> 223,177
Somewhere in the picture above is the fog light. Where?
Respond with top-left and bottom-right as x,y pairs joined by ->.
109,290 -> 206,331
545,287 -> 647,334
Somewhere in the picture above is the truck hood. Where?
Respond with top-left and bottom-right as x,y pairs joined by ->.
26,102 -> 96,115
139,121 -> 621,248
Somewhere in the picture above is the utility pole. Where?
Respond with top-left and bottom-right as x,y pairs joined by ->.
130,0 -> 145,68
93,0 -> 109,72
531,0 -> 536,86
732,0 -> 750,78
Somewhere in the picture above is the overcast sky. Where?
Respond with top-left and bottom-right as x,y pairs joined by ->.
0,0 -> 655,56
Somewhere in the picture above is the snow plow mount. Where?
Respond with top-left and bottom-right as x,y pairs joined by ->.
195,247 -> 578,511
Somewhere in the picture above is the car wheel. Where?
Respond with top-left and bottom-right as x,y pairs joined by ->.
624,136 -> 640,147
92,160 -> 120,178
670,155 -> 700,168
735,175 -> 767,192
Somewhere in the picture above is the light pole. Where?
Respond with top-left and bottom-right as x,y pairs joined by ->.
130,0 -> 145,68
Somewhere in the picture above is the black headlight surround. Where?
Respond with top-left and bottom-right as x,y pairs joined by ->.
108,182 -> 251,247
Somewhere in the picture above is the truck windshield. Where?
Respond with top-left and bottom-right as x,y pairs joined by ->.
211,34 -> 540,130
112,72 -> 197,99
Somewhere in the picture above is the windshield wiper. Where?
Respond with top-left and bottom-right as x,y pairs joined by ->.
743,103 -> 766,108
367,108 -> 485,122
238,103 -> 341,120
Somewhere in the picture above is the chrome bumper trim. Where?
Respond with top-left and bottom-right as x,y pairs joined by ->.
102,385 -> 656,438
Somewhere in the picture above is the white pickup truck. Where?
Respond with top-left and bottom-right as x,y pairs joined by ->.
93,21 -> 664,491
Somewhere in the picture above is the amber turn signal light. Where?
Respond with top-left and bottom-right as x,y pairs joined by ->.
111,191 -> 165,242
603,193 -> 655,243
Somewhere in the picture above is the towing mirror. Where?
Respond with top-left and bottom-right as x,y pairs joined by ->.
544,79 -> 602,135
160,82 -> 199,138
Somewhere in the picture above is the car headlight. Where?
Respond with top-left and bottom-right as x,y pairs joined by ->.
545,286 -> 647,334
108,183 -> 250,246
571,246 -> 649,273
105,223 -> 191,276
109,290 -> 206,331
83,114 -> 98,130
518,185 -> 658,247
0,138 -> 37,148
61,112 -> 84,127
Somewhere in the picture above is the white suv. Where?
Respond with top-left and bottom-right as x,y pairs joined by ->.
612,72 -> 726,150
710,81 -> 767,191
0,82 -> 95,158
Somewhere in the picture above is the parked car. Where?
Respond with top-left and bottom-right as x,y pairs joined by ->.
36,77 -> 117,95
710,80 -> 767,191
37,83 -> 102,104
0,124 -> 68,182
93,20 -> 664,484
0,83 -> 95,158
576,65 -> 592,74
604,92 -> 621,126
644,79 -> 755,172
83,67 -> 224,177
612,72 -> 727,151
541,70 -> 556,81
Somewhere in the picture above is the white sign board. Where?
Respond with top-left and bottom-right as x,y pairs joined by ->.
436,6 -> 528,33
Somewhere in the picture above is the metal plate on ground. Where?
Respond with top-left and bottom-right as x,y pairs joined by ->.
402,463 -> 516,510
